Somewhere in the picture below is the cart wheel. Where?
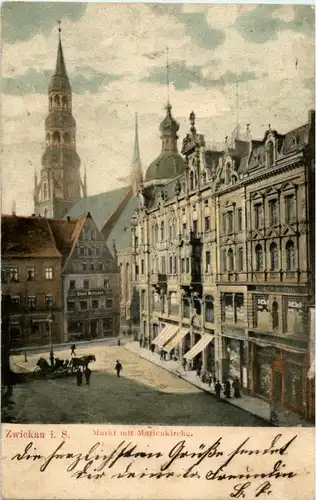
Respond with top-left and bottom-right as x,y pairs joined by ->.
33,366 -> 42,378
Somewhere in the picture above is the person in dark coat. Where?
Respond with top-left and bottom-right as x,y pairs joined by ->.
224,380 -> 231,398
215,380 -> 222,400
182,358 -> 187,371
76,369 -> 83,386
71,344 -> 76,356
232,378 -> 241,398
139,337 -> 143,348
85,367 -> 91,385
115,360 -> 122,378
117,339 -> 121,346
150,343 -> 155,353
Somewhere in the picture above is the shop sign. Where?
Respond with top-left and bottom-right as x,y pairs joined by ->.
288,300 -> 302,310
9,320 -> 20,326
32,318 -> 49,323
68,289 -> 105,298
249,285 -> 307,294
256,297 -> 268,311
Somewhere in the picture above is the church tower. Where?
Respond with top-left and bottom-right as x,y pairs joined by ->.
131,113 -> 143,194
34,24 -> 83,218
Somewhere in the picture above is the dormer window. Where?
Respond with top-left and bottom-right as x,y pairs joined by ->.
266,141 -> 274,167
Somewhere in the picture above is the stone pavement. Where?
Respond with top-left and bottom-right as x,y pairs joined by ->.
125,342 -> 313,427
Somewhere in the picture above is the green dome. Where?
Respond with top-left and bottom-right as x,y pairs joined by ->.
145,151 -> 186,181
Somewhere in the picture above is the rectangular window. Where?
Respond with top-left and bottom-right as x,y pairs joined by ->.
285,195 -> 295,223
90,263 -> 95,271
238,247 -> 244,271
26,296 -> 36,310
205,251 -> 211,273
69,280 -> 76,290
82,263 -> 87,271
181,258 -> 185,273
83,279 -> 89,290
104,279 -> 110,289
79,247 -> 85,256
192,220 -> 198,233
88,247 -> 93,257
141,260 -> 145,275
45,295 -> 53,309
182,222 -> 187,234
135,265 -> 139,276
80,300 -> 88,311
45,267 -> 53,280
227,211 -> 233,233
222,250 -> 227,272
92,299 -> 99,310
26,267 -> 35,281
169,256 -> 173,274
186,257 -> 190,273
67,301 -> 75,312
222,213 -> 226,234
269,199 -> 278,226
254,203 -> 263,229
9,267 -> 19,282
1,268 -> 9,283
106,298 -> 113,309
236,208 -> 242,232
11,296 -> 20,310
173,256 -> 177,274
96,247 -> 101,256
204,216 -> 210,232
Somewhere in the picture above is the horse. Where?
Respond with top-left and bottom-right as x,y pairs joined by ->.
69,355 -> 96,371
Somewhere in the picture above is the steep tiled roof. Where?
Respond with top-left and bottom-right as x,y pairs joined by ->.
106,196 -> 139,250
1,215 -> 61,258
66,186 -> 131,233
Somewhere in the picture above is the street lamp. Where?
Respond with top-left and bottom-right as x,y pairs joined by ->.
47,309 -> 54,367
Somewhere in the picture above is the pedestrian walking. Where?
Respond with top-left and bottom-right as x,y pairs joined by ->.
71,344 -> 76,356
117,339 -> 121,346
76,369 -> 83,386
150,343 -> 155,353
196,360 -> 202,378
115,360 -> 122,378
224,379 -> 231,398
139,337 -> 143,348
160,350 -> 164,361
182,358 -> 187,371
215,380 -> 222,400
232,377 -> 241,398
84,367 -> 91,385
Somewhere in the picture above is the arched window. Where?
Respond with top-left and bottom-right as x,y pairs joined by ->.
169,222 -> 173,240
53,95 -> 60,106
160,221 -> 164,241
46,133 -> 51,147
255,244 -> 263,271
228,248 -> 234,272
63,132 -> 71,146
272,301 -> 279,329
155,224 -> 159,243
286,240 -> 295,270
190,171 -> 194,190
52,130 -> 61,146
49,96 -> 52,109
266,141 -> 274,167
205,295 -> 214,323
151,225 -> 155,245
62,96 -> 68,108
270,242 -> 278,270
182,297 -> 190,318
43,183 -> 48,200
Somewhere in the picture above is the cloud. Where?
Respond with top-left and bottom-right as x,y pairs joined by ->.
2,2 -> 87,44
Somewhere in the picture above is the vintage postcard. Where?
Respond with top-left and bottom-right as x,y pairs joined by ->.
1,2 -> 315,499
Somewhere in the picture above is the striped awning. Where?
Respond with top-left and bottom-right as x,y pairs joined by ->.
184,333 -> 214,360
152,324 -> 179,348
164,328 -> 189,353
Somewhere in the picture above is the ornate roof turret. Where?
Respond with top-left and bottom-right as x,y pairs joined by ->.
159,103 -> 179,139
48,23 -> 71,93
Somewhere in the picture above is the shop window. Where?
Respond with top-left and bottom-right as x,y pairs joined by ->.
255,244 -> 263,271
83,279 -> 89,289
222,293 -> 234,323
270,242 -> 278,270
103,318 -> 113,331
286,240 -> 295,270
272,301 -> 279,329
31,323 -> 40,337
235,294 -> 245,323
205,295 -> 214,323
9,326 -> 21,342
45,267 -> 53,280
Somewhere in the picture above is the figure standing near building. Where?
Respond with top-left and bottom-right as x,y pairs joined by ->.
224,379 -> 231,398
115,360 -> 122,378
71,344 -> 76,356
117,339 -> 121,346
84,367 -> 91,385
76,369 -> 83,386
232,377 -> 241,398
215,380 -> 222,400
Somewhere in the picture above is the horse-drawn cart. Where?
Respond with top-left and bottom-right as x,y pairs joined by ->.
33,355 -> 96,379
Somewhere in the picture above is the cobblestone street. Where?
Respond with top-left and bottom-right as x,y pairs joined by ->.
9,344 -> 266,426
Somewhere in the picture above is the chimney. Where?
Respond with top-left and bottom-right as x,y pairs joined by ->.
11,200 -> 16,216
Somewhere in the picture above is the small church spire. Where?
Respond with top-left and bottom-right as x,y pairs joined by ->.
131,113 -> 143,195
55,21 -> 68,77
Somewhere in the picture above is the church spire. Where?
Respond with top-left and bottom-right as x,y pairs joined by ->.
131,113 -> 143,195
49,22 -> 71,92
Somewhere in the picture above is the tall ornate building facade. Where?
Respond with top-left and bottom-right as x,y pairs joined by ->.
133,108 -> 315,419
34,30 -> 85,218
